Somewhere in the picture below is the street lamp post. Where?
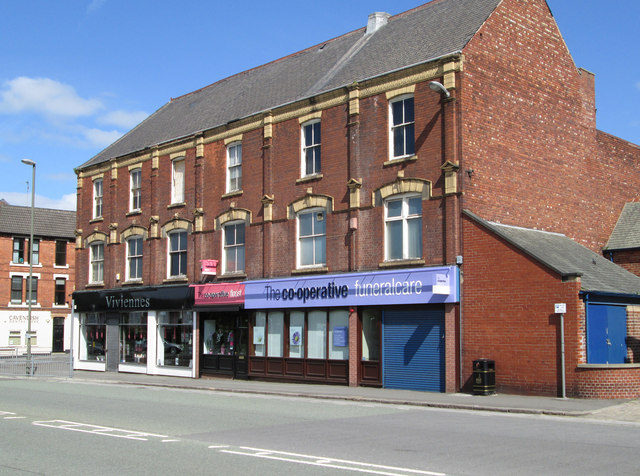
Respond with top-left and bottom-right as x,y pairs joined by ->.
21,159 -> 36,376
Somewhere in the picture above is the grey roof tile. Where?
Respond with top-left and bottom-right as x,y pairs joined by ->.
465,210 -> 640,296
604,202 -> 640,251
0,200 -> 76,239
77,0 -> 501,170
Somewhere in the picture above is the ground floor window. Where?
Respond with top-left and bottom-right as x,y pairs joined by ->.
120,312 -> 147,364
158,311 -> 193,367
80,313 -> 106,361
251,309 -> 349,360
587,303 -> 640,364
9,330 -> 20,346
362,309 -> 380,361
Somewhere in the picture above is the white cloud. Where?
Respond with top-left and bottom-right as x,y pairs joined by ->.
83,127 -> 123,148
0,192 -> 76,210
87,0 -> 107,14
0,77 -> 103,118
99,109 -> 149,129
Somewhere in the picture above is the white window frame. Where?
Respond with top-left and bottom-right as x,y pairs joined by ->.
384,194 -> 422,261
12,237 -> 26,264
10,276 -> 23,304
167,230 -> 187,278
93,179 -> 103,219
222,221 -> 245,274
126,236 -> 143,282
389,94 -> 415,159
226,142 -> 242,193
54,277 -> 67,306
130,168 -> 141,211
89,242 -> 105,284
171,158 -> 185,204
297,208 -> 326,268
301,120 -> 321,177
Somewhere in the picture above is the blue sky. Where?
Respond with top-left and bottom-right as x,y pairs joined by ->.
1,0 -> 638,210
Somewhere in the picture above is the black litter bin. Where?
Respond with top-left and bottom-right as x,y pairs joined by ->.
473,359 -> 495,395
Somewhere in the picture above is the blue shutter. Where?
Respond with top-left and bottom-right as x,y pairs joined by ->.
587,304 -> 627,364
383,309 -> 445,392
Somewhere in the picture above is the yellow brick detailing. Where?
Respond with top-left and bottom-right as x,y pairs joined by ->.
120,225 -> 148,242
373,178 -> 432,206
298,111 -> 322,124
214,208 -> 251,231
385,84 -> 416,100
288,193 -> 333,219
224,134 -> 243,145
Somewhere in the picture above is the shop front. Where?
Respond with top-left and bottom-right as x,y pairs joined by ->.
72,285 -> 195,377
192,282 -> 248,379
243,266 -> 459,391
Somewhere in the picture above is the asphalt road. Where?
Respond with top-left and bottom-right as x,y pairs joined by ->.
1,379 -> 639,475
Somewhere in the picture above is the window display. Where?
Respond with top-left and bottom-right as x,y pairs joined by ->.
120,312 -> 147,364
158,311 -> 193,367
80,313 -> 106,361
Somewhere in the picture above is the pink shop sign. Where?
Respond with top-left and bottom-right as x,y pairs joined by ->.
192,283 -> 245,306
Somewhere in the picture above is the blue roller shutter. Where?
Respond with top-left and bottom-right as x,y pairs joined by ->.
383,309 -> 445,392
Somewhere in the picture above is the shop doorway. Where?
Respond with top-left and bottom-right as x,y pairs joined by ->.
105,314 -> 120,372
52,317 -> 65,353
200,312 -> 248,379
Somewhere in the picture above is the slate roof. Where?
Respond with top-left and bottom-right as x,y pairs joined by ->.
77,0 -> 501,171
0,200 -> 76,239
464,210 -> 640,296
604,202 -> 640,251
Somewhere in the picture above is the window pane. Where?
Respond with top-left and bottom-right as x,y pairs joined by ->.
300,238 -> 313,266
407,217 -> 422,259
308,311 -> 326,359
392,100 -> 404,126
315,236 -> 326,265
329,310 -> 349,360
394,127 -> 405,157
236,246 -> 245,272
408,197 -> 422,215
267,312 -> 284,357
313,122 -> 321,143
362,310 -> 380,361
387,221 -> 403,260
387,199 -> 402,218
253,312 -> 266,356
405,123 -> 415,156
289,311 -> 305,358
404,97 -> 414,122
313,213 -> 325,234
299,213 -> 312,237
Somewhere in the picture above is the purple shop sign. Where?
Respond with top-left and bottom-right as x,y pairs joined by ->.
244,266 -> 458,309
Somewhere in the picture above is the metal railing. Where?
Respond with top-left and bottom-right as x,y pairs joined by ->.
0,349 -> 72,378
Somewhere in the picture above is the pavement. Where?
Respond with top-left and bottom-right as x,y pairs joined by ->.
47,370 -> 640,423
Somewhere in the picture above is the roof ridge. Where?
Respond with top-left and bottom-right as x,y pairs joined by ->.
488,220 -> 566,237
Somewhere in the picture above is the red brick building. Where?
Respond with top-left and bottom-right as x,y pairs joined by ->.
72,0 -> 640,397
0,199 -> 75,354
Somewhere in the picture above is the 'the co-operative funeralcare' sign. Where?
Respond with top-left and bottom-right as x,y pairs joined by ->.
244,266 -> 458,309
193,282 -> 245,306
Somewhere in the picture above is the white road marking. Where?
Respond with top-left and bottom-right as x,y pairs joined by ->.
217,446 -> 446,476
32,419 -> 168,441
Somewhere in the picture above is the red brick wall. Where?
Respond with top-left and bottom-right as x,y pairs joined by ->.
575,368 -> 640,399
460,0 -> 640,252
462,215 -> 583,397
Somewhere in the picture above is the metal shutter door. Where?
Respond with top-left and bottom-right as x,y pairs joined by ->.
383,309 -> 445,392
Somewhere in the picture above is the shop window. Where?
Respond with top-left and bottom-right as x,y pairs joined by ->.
90,242 -> 104,284
9,331 -> 20,346
120,312 -> 147,364
54,278 -> 66,306
25,277 -> 37,304
301,120 -> 321,177
329,310 -> 349,360
10,276 -> 22,304
307,310 -> 327,359
130,168 -> 141,211
12,237 -> 25,264
55,240 -> 67,266
168,230 -> 187,278
362,309 -> 380,361
389,94 -> 415,159
298,209 -> 326,268
157,311 -> 193,367
80,313 -> 106,361
203,318 -> 235,356
223,221 -> 245,274
384,194 -> 422,261
289,311 -> 305,358
227,142 -> 242,193
267,312 -> 284,358
126,236 -> 143,281
253,312 -> 266,357
93,178 -> 103,219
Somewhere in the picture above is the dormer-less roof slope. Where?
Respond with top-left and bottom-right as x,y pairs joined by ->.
77,0 -> 501,171
465,210 -> 640,296
604,202 -> 640,251
0,200 -> 76,240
